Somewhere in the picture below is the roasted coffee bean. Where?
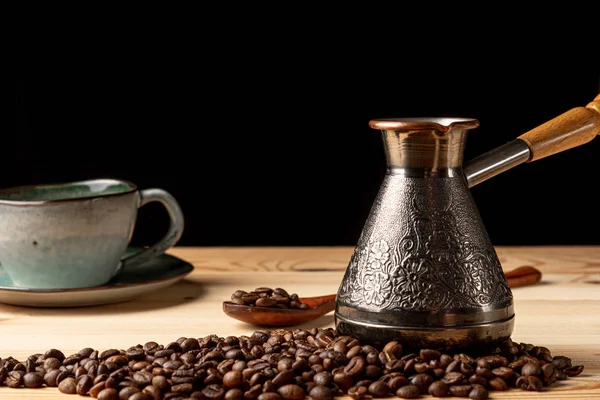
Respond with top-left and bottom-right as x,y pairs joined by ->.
449,384 -> 472,397
309,385 -> 333,400
203,384 -> 226,400
468,385 -> 489,399
521,362 -> 541,376
445,359 -> 460,373
258,393 -> 282,400
23,371 -> 44,388
348,385 -> 367,400
5,370 -> 23,388
43,357 -> 62,371
222,370 -> 243,388
428,380 -> 448,397
468,375 -> 487,387
552,355 -> 572,370
491,366 -> 514,380
387,375 -> 409,391
564,364 -> 584,377
410,373 -> 433,394
488,377 -> 507,391
313,371 -> 332,386
516,375 -> 543,391
89,381 -> 107,397
475,365 -> 494,379
277,384 -> 305,400
420,349 -> 441,361
131,392 -> 154,400
58,377 -> 77,394
43,369 -> 61,387
97,387 -> 119,400
76,374 -> 94,395
441,371 -> 464,385
541,363 -> 557,385
396,384 -> 421,398
226,388 -> 244,400
367,380 -> 389,397
56,370 -> 72,384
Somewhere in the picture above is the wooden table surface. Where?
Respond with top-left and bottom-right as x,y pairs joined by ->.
0,246 -> 599,399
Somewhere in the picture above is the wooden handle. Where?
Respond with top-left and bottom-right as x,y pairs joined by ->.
518,94 -> 600,162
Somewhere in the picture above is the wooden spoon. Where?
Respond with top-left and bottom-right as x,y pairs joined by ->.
223,294 -> 336,327
222,266 -> 542,327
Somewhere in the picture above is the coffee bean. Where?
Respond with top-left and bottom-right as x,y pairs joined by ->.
347,385 -> 367,400
516,375 -> 543,391
256,298 -> 278,307
226,388 -> 244,400
23,372 -> 44,388
58,377 -> 77,394
521,362 -> 541,376
491,366 -> 514,380
203,383 -> 226,400
488,377 -> 507,391
552,355 -> 572,370
396,384 -> 421,398
428,380 -> 448,397
76,374 -> 94,395
130,392 -> 154,400
564,365 -> 584,377
387,375 -> 409,391
309,385 -> 333,400
441,371 -> 464,385
258,393 -> 282,400
368,380 -> 389,397
45,349 -> 66,362
43,357 -> 62,371
542,363 -> 557,385
449,384 -> 472,397
277,384 -> 305,400
222,370 -> 243,388
97,387 -> 119,400
43,369 -> 61,387
420,349 -> 441,361
410,373 -> 433,394
468,386 -> 489,399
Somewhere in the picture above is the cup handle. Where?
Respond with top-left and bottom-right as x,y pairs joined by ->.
117,188 -> 185,273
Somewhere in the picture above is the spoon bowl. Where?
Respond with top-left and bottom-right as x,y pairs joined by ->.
222,294 -> 337,327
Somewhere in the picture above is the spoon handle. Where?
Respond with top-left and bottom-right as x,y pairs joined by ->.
299,294 -> 336,309
505,266 -> 542,288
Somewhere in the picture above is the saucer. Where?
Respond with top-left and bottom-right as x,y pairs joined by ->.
0,248 -> 194,308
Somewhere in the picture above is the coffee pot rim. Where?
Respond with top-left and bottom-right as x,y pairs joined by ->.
369,117 -> 480,132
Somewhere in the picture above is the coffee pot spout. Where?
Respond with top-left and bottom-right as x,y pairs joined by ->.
464,94 -> 600,188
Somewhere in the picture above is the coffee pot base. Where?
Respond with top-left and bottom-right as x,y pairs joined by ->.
334,313 -> 515,353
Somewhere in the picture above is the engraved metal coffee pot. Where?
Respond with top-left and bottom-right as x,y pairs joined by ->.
335,94 -> 600,350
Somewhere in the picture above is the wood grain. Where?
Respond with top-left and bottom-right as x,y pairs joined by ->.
518,95 -> 600,162
0,246 -> 599,399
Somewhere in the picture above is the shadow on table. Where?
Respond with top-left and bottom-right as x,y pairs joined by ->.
294,314 -> 335,330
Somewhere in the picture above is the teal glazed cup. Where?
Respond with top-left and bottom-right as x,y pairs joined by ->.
0,179 -> 184,289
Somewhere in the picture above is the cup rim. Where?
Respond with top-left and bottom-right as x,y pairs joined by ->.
0,179 -> 138,206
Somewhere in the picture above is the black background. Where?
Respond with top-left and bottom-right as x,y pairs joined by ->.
13,66 -> 600,248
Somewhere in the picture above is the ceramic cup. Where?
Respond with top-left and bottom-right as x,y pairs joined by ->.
0,179 -> 184,289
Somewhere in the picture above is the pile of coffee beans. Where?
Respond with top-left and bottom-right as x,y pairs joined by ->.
229,287 -> 310,310
0,328 -> 585,399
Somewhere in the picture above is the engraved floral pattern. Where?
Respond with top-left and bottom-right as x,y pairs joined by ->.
337,184 -> 512,313
364,271 -> 392,306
